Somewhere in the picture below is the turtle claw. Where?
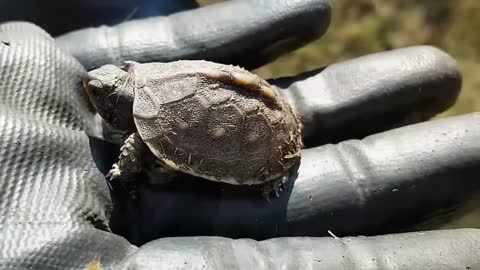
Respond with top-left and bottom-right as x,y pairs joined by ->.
262,176 -> 287,202
106,163 -> 122,182
106,133 -> 146,184
106,170 -> 112,181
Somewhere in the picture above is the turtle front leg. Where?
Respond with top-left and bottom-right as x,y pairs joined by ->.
106,132 -> 146,182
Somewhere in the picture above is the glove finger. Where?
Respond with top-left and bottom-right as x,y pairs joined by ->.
0,22 -> 138,269
273,45 -> 461,147
111,113 -> 480,242
280,113 -> 480,238
55,0 -> 331,70
0,0 -> 198,36
115,229 -> 480,270
0,22 -> 90,130
0,22 -> 111,139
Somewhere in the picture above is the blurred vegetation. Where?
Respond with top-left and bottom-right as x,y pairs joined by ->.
197,0 -> 480,229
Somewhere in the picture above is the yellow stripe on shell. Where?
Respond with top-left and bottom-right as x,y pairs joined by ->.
162,159 -> 179,170
260,86 -> 277,100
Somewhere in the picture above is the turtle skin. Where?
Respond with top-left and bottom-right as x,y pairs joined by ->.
87,60 -> 303,197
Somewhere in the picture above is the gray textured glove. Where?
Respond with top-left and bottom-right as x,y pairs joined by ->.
0,0 -> 479,269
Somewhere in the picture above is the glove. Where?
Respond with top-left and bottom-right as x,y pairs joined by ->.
0,0 -> 199,36
0,0 -> 479,269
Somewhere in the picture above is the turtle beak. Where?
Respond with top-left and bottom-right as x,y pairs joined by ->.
84,79 -> 104,96
83,78 -> 107,112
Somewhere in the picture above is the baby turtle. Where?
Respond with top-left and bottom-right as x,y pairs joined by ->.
84,60 -> 302,199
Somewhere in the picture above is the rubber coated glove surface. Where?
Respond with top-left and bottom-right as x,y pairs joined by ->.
0,0 -> 479,269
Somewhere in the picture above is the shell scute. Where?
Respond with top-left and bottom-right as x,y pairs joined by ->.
132,86 -> 162,119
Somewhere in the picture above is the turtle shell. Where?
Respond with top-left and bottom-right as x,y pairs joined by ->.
129,60 -> 302,185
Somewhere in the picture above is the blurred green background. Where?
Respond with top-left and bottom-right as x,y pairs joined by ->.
197,0 -> 480,229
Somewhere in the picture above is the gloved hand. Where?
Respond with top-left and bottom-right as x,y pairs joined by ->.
0,0 -> 479,269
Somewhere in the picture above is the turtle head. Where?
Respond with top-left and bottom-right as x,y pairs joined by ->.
84,64 -> 136,131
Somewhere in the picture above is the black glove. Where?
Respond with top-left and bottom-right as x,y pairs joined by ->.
0,0 -> 479,269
